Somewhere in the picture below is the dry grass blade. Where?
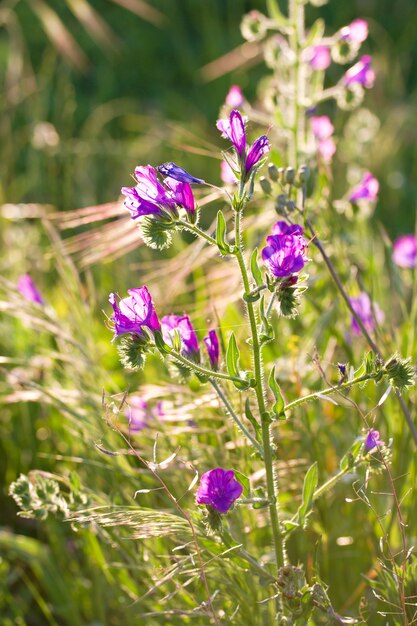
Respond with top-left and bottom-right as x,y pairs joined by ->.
30,0 -> 89,71
68,506 -> 192,538
109,0 -> 166,27
66,0 -> 119,51
200,41 -> 262,82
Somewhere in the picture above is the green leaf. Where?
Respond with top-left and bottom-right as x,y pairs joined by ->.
215,210 -> 229,255
268,366 -> 286,420
226,333 -> 249,390
139,216 -> 173,250
305,18 -> 325,47
298,462 -> 318,528
233,470 -> 250,498
154,330 -> 172,355
259,295 -> 274,344
245,398 -> 261,441
250,248 -> 264,286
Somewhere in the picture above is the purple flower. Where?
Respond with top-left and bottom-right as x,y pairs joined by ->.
161,314 -> 199,357
157,162 -> 205,185
109,287 -> 160,338
340,19 -> 368,44
365,428 -> 384,452
121,165 -> 174,219
225,85 -> 244,108
216,109 -> 246,156
245,135 -> 270,173
349,292 -> 384,336
308,45 -> 331,70
125,396 -> 165,432
349,171 -> 379,203
17,274 -> 44,305
204,329 -> 219,370
217,109 -> 270,175
195,468 -> 243,514
310,116 -> 334,141
164,178 -> 195,216
392,235 -> 417,269
262,222 -> 309,278
344,55 -> 375,88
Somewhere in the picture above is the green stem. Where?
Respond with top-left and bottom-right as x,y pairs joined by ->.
220,526 -> 276,583
210,379 -> 263,455
234,208 -> 286,570
284,373 -> 375,412
177,219 -> 217,247
169,350 -> 247,386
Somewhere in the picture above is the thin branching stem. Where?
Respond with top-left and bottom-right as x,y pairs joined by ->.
284,373 -> 375,412
177,219 -> 217,247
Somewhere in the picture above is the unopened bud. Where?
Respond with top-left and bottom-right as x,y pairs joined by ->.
286,200 -> 296,212
275,194 -> 287,215
268,162 -> 279,181
298,164 -> 310,183
259,176 -> 272,194
285,167 -> 295,185
240,10 -> 268,42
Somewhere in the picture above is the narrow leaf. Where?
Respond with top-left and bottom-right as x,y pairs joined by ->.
233,470 -> 250,498
268,366 -> 285,419
215,210 -> 229,255
245,398 -> 261,441
265,0 -> 288,28
298,462 -> 318,527
250,248 -> 263,286
226,332 -> 240,379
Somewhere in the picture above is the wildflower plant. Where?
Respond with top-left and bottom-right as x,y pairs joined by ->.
6,0 -> 417,624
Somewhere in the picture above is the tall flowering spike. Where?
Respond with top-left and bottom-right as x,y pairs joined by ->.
262,222 -> 309,278
204,329 -> 220,370
245,135 -> 270,173
308,45 -> 331,70
109,287 -> 160,338
349,292 -> 384,336
17,274 -> 44,305
392,235 -> 417,269
157,162 -> 205,185
365,428 -> 384,452
349,171 -> 379,203
196,468 -> 243,514
340,19 -> 368,44
164,178 -> 195,215
225,85 -> 244,108
344,55 -> 375,88
161,314 -> 199,357
216,109 -> 246,156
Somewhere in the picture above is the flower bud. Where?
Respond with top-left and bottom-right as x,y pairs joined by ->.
240,10 -> 268,42
268,162 -> 279,181
298,164 -> 310,184
259,176 -> 272,194
285,167 -> 295,185
275,194 -> 288,215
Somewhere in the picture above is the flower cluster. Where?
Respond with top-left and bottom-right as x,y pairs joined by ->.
217,109 -> 270,179
262,221 -> 309,279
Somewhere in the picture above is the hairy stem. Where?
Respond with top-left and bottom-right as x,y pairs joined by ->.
284,373 -> 375,412
234,208 -> 286,570
169,350 -> 248,386
177,219 -> 217,247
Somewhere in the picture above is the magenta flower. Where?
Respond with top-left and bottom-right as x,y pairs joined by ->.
262,222 -> 309,278
318,138 -> 336,162
344,55 -> 375,88
17,274 -> 44,305
340,19 -> 368,44
392,235 -> 417,269
308,45 -> 331,70
109,287 -> 160,338
225,85 -> 244,108
161,314 -> 199,357
196,468 -> 243,514
157,162 -> 204,185
217,109 -> 246,156
217,109 -> 270,175
220,160 -> 237,185
204,329 -> 219,370
165,177 -> 195,216
126,396 -> 165,432
349,171 -> 379,203
365,428 -> 384,452
349,292 -> 384,336
310,116 -> 334,141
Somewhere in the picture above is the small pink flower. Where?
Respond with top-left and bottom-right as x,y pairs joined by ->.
318,138 -> 336,162
225,85 -> 244,108
349,171 -> 379,203
340,19 -> 368,44
310,116 -> 334,141
344,55 -> 375,89
392,235 -> 417,269
308,45 -> 331,70
220,160 -> 237,185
